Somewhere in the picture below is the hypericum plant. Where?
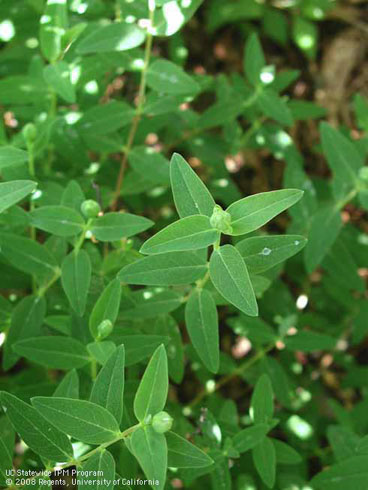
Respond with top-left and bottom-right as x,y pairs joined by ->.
1,0 -> 367,489
119,153 -> 306,373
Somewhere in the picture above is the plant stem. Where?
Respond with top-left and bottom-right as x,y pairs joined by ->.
74,219 -> 92,254
14,425 -> 140,489
111,4 -> 155,210
37,269 -> 61,298
187,342 -> 275,409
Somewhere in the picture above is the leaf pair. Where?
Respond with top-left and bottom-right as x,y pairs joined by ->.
140,154 -> 303,255
129,345 -> 212,489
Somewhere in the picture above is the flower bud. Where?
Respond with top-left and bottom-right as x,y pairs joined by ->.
97,319 -> 113,340
81,199 -> 101,218
152,411 -> 173,434
210,205 -> 232,234
23,123 -> 37,143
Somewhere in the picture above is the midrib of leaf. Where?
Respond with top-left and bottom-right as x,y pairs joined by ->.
105,357 -> 121,415
19,344 -> 88,362
7,402 -> 71,460
218,252 -> 252,310
142,355 -> 163,420
179,168 -> 203,214
231,192 -> 299,226
10,243 -> 56,272
143,427 -> 155,474
1,184 -> 33,205
18,297 -> 41,339
197,292 -> 216,369
148,229 -> 216,252
0,436 -> 12,464
35,402 -> 117,436
325,131 -> 359,182
247,241 -> 301,260
127,263 -> 205,276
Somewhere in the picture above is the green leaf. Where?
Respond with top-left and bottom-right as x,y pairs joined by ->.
244,33 -> 265,86
285,331 -> 337,352
30,205 -> 84,237
304,204 -> 342,273
77,101 -> 135,136
0,231 -> 58,282
320,122 -> 362,186
77,22 -> 145,54
293,14 -> 318,57
273,439 -> 302,464
91,212 -> 153,242
289,100 -> 327,120
250,374 -> 274,424
354,93 -> 368,131
39,0 -> 68,62
43,61 -> 76,103
79,450 -> 115,490
130,426 -> 167,490
140,216 -> 219,255
129,147 -> 170,185
31,397 -> 121,444
113,335 -> 169,366
0,146 -> 28,170
89,279 -> 121,339
1,392 -> 73,463
153,315 -> 184,384
170,153 -> 215,218
61,180 -> 85,211
252,437 -> 276,488
88,342 -> 116,366
3,295 -> 46,371
61,250 -> 91,316
236,234 -> 307,273
232,424 -> 270,454
185,289 -> 219,373
311,455 -> 368,490
209,245 -> 258,316
226,189 -> 303,236
167,432 -> 213,468
147,60 -> 199,95
121,290 -> 182,319
257,88 -> 293,126
54,369 -> 79,399
90,345 -> 125,425
0,180 -> 36,213
0,416 -> 15,485
152,0 -> 203,36
13,336 -> 90,370
118,251 -> 207,285
134,345 -> 168,422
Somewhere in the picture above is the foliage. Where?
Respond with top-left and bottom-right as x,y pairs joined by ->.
0,0 -> 367,489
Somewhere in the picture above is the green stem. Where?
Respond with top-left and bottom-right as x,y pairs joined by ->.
37,269 -> 61,298
16,425 -> 140,488
46,90 -> 57,174
111,2 -> 155,210
195,268 -> 210,290
187,342 -> 275,409
74,219 -> 92,254
336,188 -> 358,210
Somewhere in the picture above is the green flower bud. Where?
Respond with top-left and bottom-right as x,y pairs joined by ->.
23,123 -> 37,143
81,199 -> 101,218
97,319 -> 113,340
210,205 -> 232,234
152,411 -> 173,434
